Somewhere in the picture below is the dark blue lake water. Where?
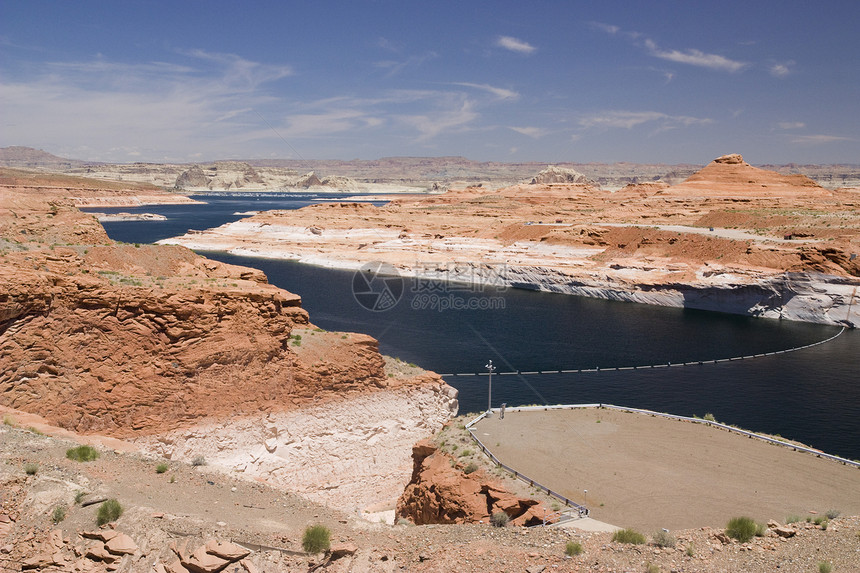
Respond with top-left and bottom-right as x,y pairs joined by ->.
90,196 -> 860,460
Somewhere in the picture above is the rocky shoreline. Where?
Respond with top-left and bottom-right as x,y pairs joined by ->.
160,154 -> 860,327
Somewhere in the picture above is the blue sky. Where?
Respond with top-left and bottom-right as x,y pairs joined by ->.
1,1 -> 858,164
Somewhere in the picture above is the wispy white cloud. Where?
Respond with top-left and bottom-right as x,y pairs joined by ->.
496,36 -> 536,55
593,23 -> 748,73
453,82 -> 519,100
578,110 -> 712,130
777,121 -> 805,130
398,99 -> 478,141
374,51 -> 437,77
769,61 -> 794,77
509,126 -> 548,138
790,134 -> 851,145
643,39 -> 748,72
590,22 -> 621,36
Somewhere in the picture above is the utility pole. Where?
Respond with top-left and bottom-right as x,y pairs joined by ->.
485,360 -> 495,416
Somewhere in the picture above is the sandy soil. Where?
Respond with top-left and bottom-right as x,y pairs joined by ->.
474,408 -> 860,532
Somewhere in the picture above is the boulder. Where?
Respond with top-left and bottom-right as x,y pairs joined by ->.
775,526 -> 797,538
330,542 -> 358,560
205,539 -> 250,561
105,533 -> 138,555
182,544 -> 231,573
85,543 -> 118,562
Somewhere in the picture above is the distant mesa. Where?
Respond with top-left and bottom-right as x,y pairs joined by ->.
529,165 -> 595,186
174,162 -> 265,190
0,146 -> 84,169
295,171 -> 357,190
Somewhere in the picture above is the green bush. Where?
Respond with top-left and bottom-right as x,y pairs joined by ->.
24,463 -> 38,475
685,544 -> 695,557
612,528 -> 646,544
725,516 -> 757,543
490,511 -> 510,528
819,562 -> 832,573
703,413 -> 716,422
66,445 -> 99,462
786,514 -> 802,524
156,463 -> 168,474
755,522 -> 767,537
825,509 -> 840,520
463,462 -> 478,474
74,491 -> 86,504
652,530 -> 676,548
814,516 -> 825,526
645,564 -> 660,573
302,524 -> 331,554
52,505 -> 67,524
565,541 -> 583,556
96,499 -> 123,526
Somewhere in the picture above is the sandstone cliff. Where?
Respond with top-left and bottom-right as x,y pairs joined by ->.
0,185 -> 458,511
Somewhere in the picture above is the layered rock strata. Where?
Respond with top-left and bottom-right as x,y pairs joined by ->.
161,155 -> 860,326
0,187 -> 458,510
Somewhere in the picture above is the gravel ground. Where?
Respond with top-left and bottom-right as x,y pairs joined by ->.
2,415 -> 860,572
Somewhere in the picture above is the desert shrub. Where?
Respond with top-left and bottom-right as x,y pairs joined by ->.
459,449 -> 473,457
825,509 -> 840,520
24,463 -> 38,475
612,528 -> 646,544
645,564 -> 660,573
169,475 -> 176,483
302,524 -> 331,554
821,520 -> 828,530
565,541 -> 583,556
191,455 -> 206,467
156,463 -> 168,474
463,462 -> 478,474
819,562 -> 832,573
3,414 -> 15,426
814,516 -> 825,526
652,530 -> 676,548
66,445 -> 99,462
52,505 -> 67,524
703,413 -> 716,422
725,516 -> 757,543
96,499 -> 123,526
685,544 -> 695,557
786,514 -> 802,524
74,491 -> 86,504
395,518 -> 413,527
755,521 -> 767,537
490,511 -> 510,528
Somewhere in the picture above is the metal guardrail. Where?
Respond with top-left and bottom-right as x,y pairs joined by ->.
466,412 -> 589,518
596,404 -> 860,469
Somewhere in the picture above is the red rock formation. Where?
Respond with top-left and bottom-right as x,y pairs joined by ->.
396,440 -> 554,527
664,153 -> 829,197
0,188 -> 430,438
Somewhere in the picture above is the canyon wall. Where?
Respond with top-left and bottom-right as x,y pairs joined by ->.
0,187 -> 458,510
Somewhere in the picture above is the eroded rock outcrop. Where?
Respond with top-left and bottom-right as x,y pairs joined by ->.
0,186 -> 459,509
530,165 -> 595,186
397,440 -> 552,527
